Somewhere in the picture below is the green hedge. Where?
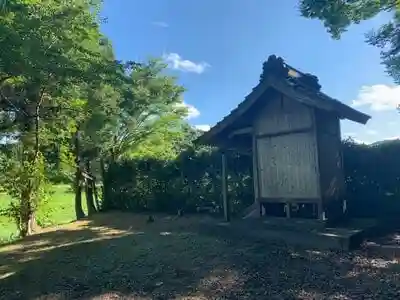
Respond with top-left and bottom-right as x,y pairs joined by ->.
103,147 -> 253,215
104,140 -> 400,220
343,139 -> 400,218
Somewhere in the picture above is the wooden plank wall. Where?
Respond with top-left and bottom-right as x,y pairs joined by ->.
254,94 -> 313,136
315,110 -> 345,204
253,94 -> 320,199
257,132 -> 319,198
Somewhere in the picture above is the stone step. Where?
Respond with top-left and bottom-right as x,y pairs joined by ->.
200,218 -> 363,251
261,217 -> 326,232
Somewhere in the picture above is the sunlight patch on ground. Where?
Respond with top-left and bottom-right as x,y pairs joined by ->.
0,226 -> 133,257
343,270 -> 362,279
0,271 -> 15,280
355,257 -> 399,269
132,231 -> 145,235
195,268 -> 241,298
305,249 -> 331,260
91,292 -> 152,299
40,233 -> 129,251
160,231 -> 172,236
0,239 -> 51,254
298,290 -> 351,300
2,213 -> 400,299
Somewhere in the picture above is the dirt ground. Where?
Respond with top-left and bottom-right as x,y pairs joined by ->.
1,213 -> 400,300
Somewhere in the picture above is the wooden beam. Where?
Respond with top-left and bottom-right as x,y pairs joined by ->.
258,197 -> 320,204
255,126 -> 313,139
224,148 -> 252,156
221,152 -> 230,222
228,127 -> 253,139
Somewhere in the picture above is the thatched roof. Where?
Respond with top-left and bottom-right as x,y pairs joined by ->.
199,55 -> 370,144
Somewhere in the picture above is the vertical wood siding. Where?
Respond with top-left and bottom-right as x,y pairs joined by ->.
257,132 -> 319,198
315,111 -> 345,203
254,94 -> 313,136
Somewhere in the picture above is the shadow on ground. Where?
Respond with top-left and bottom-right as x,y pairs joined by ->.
1,212 -> 400,299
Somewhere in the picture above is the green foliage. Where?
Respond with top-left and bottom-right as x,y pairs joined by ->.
366,10 -> 400,82
8,0 -> 400,241
96,60 -> 187,162
0,148 -> 50,234
104,145 -> 253,216
299,0 -> 400,81
0,0 -> 192,236
128,123 -> 201,161
343,138 -> 400,218
0,184 -> 86,242
299,0 -> 395,38
103,136 -> 400,221
0,0 -> 117,236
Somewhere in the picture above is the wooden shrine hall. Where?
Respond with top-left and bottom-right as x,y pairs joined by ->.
198,55 -> 370,222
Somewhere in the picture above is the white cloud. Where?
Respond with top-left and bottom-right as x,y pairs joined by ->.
163,53 -> 210,74
152,21 -> 169,28
366,129 -> 378,135
175,102 -> 200,119
352,84 -> 400,111
383,136 -> 400,141
353,138 -> 370,145
195,124 -> 211,131
388,121 -> 397,126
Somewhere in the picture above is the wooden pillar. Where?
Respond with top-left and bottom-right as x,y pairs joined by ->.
318,201 -> 326,220
252,134 -> 265,217
252,135 -> 259,204
285,203 -> 291,218
221,152 -> 230,222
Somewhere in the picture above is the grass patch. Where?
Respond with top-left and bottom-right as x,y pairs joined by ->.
1,213 -> 400,299
0,184 -> 87,243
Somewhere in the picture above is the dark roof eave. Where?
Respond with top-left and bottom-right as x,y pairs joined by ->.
195,130 -> 222,146
197,77 -> 371,144
268,77 -> 371,125
329,98 -> 371,124
338,108 -> 371,125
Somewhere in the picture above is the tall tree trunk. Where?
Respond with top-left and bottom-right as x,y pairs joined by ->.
93,177 -> 100,211
85,160 -> 97,216
74,131 -> 85,220
20,201 -> 36,237
19,98 -> 41,237
100,157 -> 110,210
74,176 -> 84,220
19,189 -> 34,237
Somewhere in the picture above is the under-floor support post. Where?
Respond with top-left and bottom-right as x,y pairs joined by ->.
221,152 -> 230,222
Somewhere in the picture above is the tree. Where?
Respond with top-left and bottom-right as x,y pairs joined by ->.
76,83 -> 121,215
0,0 -> 114,235
0,0 -> 193,236
103,60 -> 187,161
130,123 -> 201,161
98,60 -> 188,209
299,0 -> 400,82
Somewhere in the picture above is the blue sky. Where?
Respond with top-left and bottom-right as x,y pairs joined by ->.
101,0 -> 399,143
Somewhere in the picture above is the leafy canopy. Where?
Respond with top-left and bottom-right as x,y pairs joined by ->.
299,0 -> 400,82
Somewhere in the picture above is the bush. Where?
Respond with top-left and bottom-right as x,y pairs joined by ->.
103,139 -> 400,221
102,147 -> 253,215
343,139 -> 400,219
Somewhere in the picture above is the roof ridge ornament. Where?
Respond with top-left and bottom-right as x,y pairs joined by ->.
260,55 -> 288,83
260,55 -> 322,91
296,72 -> 322,91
